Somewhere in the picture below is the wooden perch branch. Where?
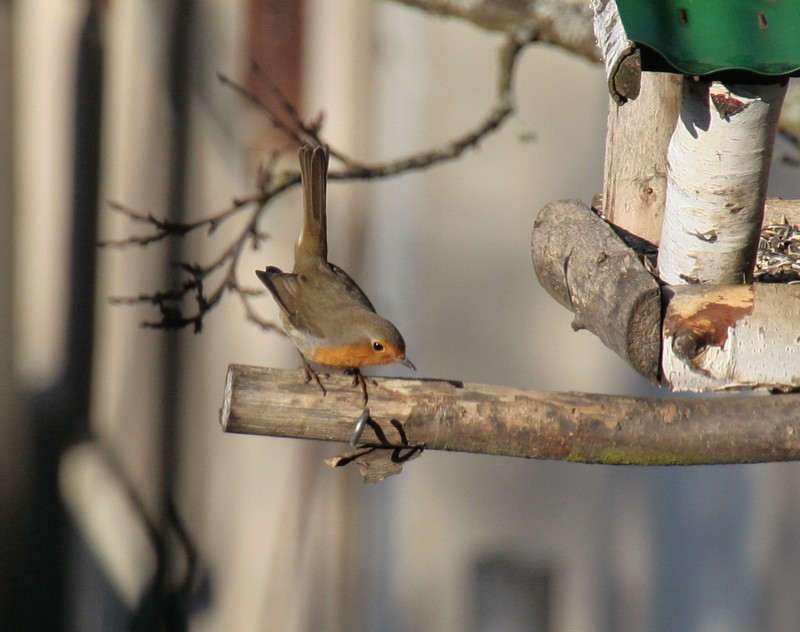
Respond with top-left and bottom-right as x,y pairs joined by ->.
220,364 -> 800,467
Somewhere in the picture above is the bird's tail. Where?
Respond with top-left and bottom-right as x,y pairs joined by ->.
295,144 -> 329,267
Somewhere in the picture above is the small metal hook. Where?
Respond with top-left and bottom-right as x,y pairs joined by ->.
350,408 -> 370,446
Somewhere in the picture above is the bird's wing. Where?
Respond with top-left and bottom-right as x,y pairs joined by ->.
256,266 -> 327,337
256,266 -> 298,320
327,262 -> 376,312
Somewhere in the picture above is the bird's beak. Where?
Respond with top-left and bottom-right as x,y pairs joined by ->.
401,357 -> 416,371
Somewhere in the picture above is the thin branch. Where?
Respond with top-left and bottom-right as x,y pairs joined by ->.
98,202 -> 193,247
389,0 -> 601,62
235,282 -> 285,333
328,27 -> 528,177
217,67 -> 321,148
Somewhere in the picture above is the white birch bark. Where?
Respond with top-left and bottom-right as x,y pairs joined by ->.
662,284 -> 800,391
591,0 -> 637,103
659,79 -> 788,285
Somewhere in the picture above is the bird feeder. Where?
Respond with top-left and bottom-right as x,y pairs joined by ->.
220,4 -> 800,477
532,0 -> 800,391
612,0 -> 800,80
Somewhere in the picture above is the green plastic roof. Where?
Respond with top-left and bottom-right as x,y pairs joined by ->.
616,0 -> 800,76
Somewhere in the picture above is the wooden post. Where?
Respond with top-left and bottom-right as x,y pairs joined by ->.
602,72 -> 681,244
532,199 -> 661,382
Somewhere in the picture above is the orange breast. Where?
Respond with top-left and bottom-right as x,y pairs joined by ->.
307,343 -> 398,369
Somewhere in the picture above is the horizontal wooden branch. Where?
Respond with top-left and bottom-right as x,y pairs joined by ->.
220,364 -> 800,466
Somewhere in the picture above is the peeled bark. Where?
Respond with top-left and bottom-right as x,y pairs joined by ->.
662,284 -> 800,391
601,72 -> 681,244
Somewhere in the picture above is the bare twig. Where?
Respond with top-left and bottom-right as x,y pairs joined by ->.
218,66 -> 322,149
101,28 -> 531,332
389,0 -> 601,62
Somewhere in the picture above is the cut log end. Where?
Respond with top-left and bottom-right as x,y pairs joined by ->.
532,199 -> 661,382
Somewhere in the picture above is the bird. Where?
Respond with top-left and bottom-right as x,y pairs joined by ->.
256,144 -> 414,405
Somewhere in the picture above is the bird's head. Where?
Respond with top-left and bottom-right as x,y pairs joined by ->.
310,313 -> 415,370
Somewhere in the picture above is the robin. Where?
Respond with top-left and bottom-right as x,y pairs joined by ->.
256,144 -> 415,405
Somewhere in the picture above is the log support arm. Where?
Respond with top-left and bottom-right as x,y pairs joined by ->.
531,199 -> 800,391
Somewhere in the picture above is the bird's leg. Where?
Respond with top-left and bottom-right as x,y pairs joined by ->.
345,368 -> 369,406
299,353 -> 327,397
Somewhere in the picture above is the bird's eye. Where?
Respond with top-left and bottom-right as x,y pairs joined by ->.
372,341 -> 385,352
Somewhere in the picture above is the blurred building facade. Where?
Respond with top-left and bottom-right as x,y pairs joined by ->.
4,1 -> 800,631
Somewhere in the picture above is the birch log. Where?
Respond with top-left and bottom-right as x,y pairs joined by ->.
658,79 -> 788,285
663,284 -> 800,391
533,199 -> 800,388
531,199 -> 661,382
591,0 -> 635,104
